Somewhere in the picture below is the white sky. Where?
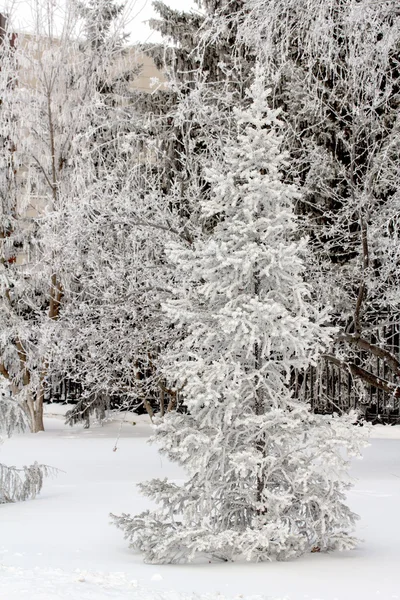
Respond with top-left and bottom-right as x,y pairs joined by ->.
0,0 -> 196,43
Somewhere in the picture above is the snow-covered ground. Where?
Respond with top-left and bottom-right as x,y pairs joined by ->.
1,409 -> 400,600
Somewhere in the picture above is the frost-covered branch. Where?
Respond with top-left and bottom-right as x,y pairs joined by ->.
0,462 -> 54,504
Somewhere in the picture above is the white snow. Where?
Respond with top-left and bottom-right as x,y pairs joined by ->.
1,409 -> 400,600
369,423 -> 400,439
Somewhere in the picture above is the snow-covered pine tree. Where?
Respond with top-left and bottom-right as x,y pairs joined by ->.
137,0 -> 255,194
144,0 -> 250,87
112,70 -> 367,563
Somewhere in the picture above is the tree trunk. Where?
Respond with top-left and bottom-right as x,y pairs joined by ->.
254,269 -> 266,510
33,408 -> 45,433
24,387 -> 45,433
159,386 -> 165,417
33,384 -> 45,432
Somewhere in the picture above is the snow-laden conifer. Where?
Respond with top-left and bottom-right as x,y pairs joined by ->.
112,70 -> 368,563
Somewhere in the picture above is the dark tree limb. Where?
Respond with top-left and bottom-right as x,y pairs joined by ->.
338,333 -> 400,376
322,354 -> 400,398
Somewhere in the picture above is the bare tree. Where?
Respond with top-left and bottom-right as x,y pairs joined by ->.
0,1 -> 130,431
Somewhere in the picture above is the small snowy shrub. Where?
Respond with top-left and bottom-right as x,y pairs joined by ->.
112,69 -> 368,563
